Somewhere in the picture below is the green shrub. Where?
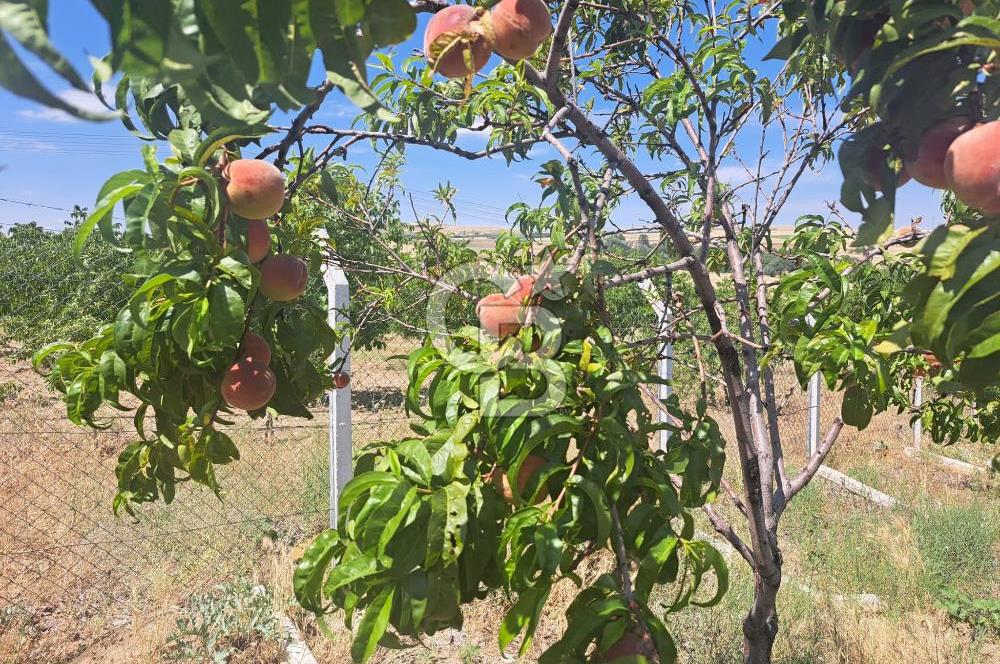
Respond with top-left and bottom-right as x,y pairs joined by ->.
165,580 -> 285,663
938,588 -> 1000,638
0,213 -> 130,359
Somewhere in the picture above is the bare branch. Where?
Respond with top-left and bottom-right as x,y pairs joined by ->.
782,418 -> 845,509
544,0 -> 581,85
605,257 -> 695,287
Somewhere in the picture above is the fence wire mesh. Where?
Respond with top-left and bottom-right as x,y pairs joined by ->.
0,225 -> 923,661
0,227 -> 333,659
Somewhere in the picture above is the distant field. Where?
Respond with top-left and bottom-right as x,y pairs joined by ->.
441,224 -> 800,252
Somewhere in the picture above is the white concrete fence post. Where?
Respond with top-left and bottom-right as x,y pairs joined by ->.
323,265 -> 352,528
807,372 -> 821,458
805,314 -> 820,458
638,277 -> 673,451
912,374 -> 924,449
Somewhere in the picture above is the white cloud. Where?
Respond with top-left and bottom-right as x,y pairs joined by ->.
715,164 -> 753,183
0,137 -> 59,151
17,87 -> 113,123
316,101 -> 359,120
456,126 -> 490,141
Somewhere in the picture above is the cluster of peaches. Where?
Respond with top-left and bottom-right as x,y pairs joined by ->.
890,119 -> 1000,214
422,0 -> 553,79
474,274 -> 542,337
217,159 -> 309,412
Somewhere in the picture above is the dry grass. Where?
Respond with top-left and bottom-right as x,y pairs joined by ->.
2,342 -> 998,663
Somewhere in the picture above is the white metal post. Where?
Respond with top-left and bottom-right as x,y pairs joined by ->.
659,332 -> 673,451
912,375 -> 924,449
323,265 -> 352,528
805,314 -> 820,457
807,372 -> 821,457
638,278 -> 672,451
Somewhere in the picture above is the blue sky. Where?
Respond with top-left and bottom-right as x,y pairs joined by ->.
0,1 -> 944,233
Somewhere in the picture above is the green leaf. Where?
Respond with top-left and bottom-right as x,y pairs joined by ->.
310,2 -> 396,122
499,585 -> 552,656
635,531 -> 679,601
690,543 -> 728,608
112,0 -> 173,76
351,585 -> 395,663
195,0 -> 263,82
338,472 -> 398,515
293,529 -> 339,613
207,282 -> 246,344
567,476 -> 611,545
76,181 -> 146,257
425,482 -> 469,567
0,32 -> 112,120
0,0 -> 90,90
763,25 -> 808,60
365,0 -> 416,46
322,552 -> 378,595
194,123 -> 272,167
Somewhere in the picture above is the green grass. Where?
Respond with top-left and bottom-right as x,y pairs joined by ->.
911,500 -> 1000,596
778,482 -> 919,607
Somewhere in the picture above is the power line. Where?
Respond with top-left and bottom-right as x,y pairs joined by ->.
0,197 -> 74,212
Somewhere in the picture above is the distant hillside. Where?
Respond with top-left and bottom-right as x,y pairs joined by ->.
438,224 -> 798,251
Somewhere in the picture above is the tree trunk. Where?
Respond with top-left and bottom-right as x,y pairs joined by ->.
743,571 -> 780,664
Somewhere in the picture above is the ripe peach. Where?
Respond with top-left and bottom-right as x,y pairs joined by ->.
491,454 -> 547,503
505,275 -> 536,303
423,5 -> 492,78
476,293 -> 522,337
864,145 -> 910,191
944,121 -> 1000,211
490,0 -> 553,61
333,371 -> 350,389
245,220 -> 271,263
225,159 -> 285,219
221,359 -> 276,411
259,254 -> 308,302
904,117 -> 970,189
597,630 -> 647,662
239,331 -> 271,365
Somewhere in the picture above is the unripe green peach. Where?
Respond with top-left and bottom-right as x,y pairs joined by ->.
225,159 -> 285,219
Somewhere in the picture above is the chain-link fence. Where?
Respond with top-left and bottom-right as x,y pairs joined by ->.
0,225 -> 335,660
0,224 -> 930,661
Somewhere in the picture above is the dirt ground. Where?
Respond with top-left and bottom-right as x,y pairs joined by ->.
2,342 -> 997,663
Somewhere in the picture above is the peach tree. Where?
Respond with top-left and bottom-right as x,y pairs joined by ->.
768,0 -> 1000,460
4,0 -> 998,663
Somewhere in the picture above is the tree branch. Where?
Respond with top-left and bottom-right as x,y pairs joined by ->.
605,257 -> 695,287
782,417 -> 845,509
544,0 -> 581,85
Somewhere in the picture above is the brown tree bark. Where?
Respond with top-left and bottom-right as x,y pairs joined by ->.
743,570 -> 781,664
